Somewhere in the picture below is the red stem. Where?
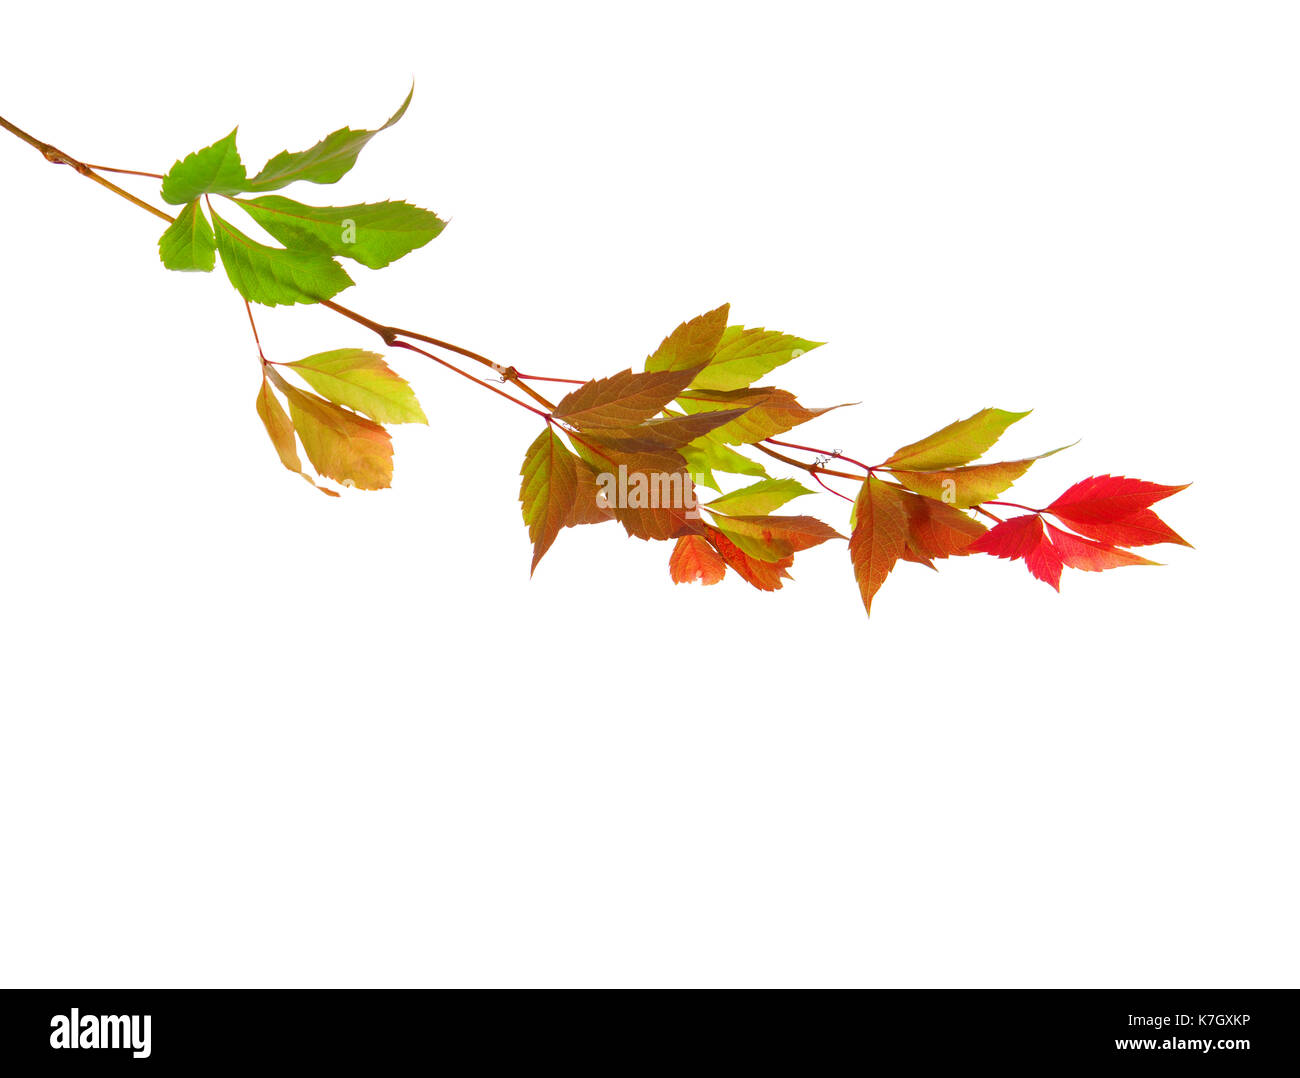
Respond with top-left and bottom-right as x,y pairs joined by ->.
764,438 -> 876,473
244,300 -> 268,363
85,164 -> 166,179
982,500 -> 1043,514
811,472 -> 854,503
389,340 -> 550,418
515,372 -> 587,385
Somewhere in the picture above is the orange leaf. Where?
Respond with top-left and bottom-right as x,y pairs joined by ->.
270,370 -> 393,490
898,490 -> 986,561
849,477 -> 909,614
669,534 -> 727,585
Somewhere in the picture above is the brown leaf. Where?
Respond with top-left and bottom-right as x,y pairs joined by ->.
552,367 -> 700,430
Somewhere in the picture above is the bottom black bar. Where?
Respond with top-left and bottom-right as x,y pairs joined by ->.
0,989 -> 1292,1067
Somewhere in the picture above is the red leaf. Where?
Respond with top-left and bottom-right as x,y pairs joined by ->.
969,514 -> 1063,590
669,535 -> 727,585
1047,474 -> 1189,525
1054,508 -> 1189,549
1044,524 -> 1158,571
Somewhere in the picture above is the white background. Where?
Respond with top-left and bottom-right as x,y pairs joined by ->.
1,1 -> 1295,987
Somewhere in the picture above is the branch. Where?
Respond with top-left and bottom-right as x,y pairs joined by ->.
0,112 -> 557,416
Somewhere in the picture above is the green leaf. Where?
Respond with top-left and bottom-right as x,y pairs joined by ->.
160,129 -> 247,205
211,209 -> 354,306
710,514 -> 843,562
884,408 -> 1031,471
235,196 -> 445,269
519,428 -> 579,573
244,88 -> 413,191
158,199 -> 215,271
691,325 -> 823,392
706,478 -> 812,516
284,349 -> 427,425
644,304 -> 730,374
712,518 -> 792,562
887,444 -> 1072,508
678,438 -> 768,492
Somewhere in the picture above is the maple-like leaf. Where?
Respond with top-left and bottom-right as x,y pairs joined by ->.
519,428 -> 579,573
284,349 -> 427,425
552,368 -> 700,430
268,371 -> 393,490
644,304 -> 730,374
849,477 -> 910,614
884,408 -> 1030,471
677,386 -> 840,445
669,534 -> 727,585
